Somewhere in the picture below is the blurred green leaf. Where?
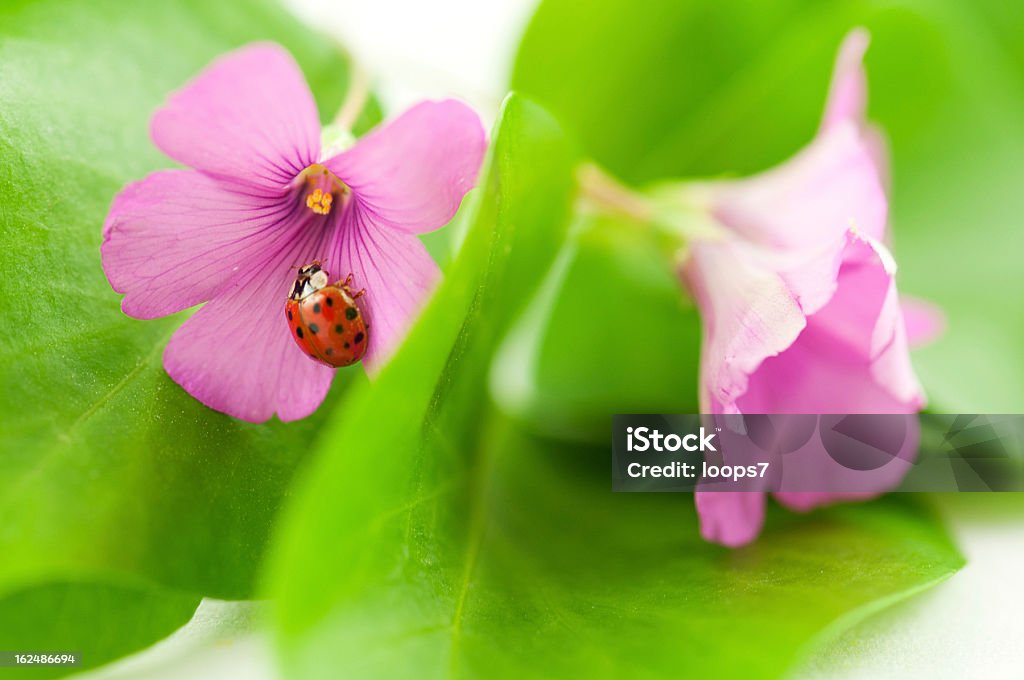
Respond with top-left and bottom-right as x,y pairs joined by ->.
512,0 -> 1024,414
265,94 -> 963,678
513,0 -> 858,184
0,582 -> 198,679
491,214 -> 701,442
0,0 -> 376,665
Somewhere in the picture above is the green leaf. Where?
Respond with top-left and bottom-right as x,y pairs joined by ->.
264,95 -> 963,678
0,582 -> 198,680
513,0 -> 858,184
0,0 -> 375,663
265,93 -> 577,677
512,0 -> 1024,413
491,214 -> 701,442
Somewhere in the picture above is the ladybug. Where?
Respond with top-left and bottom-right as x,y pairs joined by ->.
285,262 -> 368,368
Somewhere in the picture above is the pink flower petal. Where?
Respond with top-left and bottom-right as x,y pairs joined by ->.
105,41 -> 485,423
694,492 -> 765,548
902,295 -> 945,347
685,30 -> 933,546
682,238 -> 808,414
861,124 -> 892,192
688,197 -> 927,547
151,43 -> 321,190
772,410 -> 921,513
102,170 -> 300,319
819,28 -> 892,190
325,202 -> 440,373
821,28 -> 870,131
711,121 -> 888,246
735,235 -> 924,414
163,253 -> 335,423
688,235 -> 924,536
324,100 -> 486,234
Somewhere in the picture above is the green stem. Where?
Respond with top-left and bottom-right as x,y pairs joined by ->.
576,163 -> 723,248
333,60 -> 370,132
576,163 -> 656,224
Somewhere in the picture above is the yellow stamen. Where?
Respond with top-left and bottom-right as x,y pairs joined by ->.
306,188 -> 334,215
296,164 -> 350,216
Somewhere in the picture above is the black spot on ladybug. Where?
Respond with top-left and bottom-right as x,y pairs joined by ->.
344,342 -> 350,349
326,297 -> 333,307
295,327 -> 304,339
354,332 -> 364,344
345,307 -> 358,320
334,324 -> 343,334
325,348 -> 334,356
308,323 -> 319,334
287,309 -> 293,320
313,303 -> 321,314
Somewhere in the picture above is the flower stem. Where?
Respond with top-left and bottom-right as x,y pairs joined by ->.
333,61 -> 371,132
576,163 -> 722,247
576,163 -> 655,224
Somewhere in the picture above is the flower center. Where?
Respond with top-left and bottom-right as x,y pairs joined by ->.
306,188 -> 333,215
295,163 -> 351,216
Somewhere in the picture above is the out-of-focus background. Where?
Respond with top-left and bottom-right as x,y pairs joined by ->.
67,0 -> 1024,675
288,0 -> 535,118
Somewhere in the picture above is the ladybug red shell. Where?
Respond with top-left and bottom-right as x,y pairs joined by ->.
285,263 -> 368,368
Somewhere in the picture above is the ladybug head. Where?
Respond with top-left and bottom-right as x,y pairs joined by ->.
289,261 -> 330,300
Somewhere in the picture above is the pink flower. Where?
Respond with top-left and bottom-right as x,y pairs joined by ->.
678,30 -> 943,546
101,44 -> 486,423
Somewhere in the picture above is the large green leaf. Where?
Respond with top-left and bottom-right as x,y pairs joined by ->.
265,93 -> 575,676
0,0 -> 376,665
264,95 -> 963,678
512,0 -> 1024,414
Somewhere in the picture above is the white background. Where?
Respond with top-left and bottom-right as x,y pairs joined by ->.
79,1 -> 1024,677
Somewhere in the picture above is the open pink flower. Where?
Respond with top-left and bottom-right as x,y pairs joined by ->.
678,30 -> 942,546
102,44 -> 486,423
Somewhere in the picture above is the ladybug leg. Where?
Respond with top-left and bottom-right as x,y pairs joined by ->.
353,287 -> 366,300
